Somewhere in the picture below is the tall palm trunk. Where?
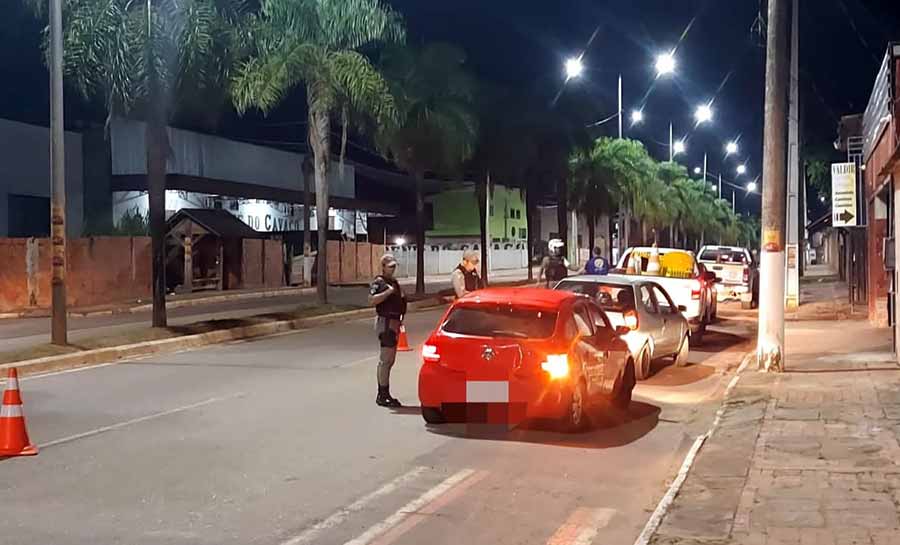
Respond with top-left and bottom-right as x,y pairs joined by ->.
622,209 -> 632,248
556,178 -> 568,245
587,211 -> 596,253
414,171 -> 426,296
309,104 -> 331,304
641,220 -> 649,246
476,178 -> 488,283
301,154 -> 313,287
147,114 -> 168,328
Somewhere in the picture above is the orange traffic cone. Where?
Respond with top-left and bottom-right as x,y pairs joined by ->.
397,324 -> 412,352
0,368 -> 38,457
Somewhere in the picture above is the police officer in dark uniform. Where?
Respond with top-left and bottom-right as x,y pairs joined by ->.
451,250 -> 483,298
368,254 -> 407,407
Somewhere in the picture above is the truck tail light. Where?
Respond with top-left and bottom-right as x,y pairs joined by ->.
624,311 -> 639,330
743,267 -> 750,284
422,344 -> 441,363
691,280 -> 702,300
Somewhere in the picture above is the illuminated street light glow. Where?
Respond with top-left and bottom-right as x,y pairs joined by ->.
820,196 -> 826,203
736,164 -> 747,175
630,109 -> 644,124
565,57 -> 584,79
694,104 -> 713,124
655,52 -> 676,76
673,140 -> 686,155
746,181 -> 758,192
395,237 -> 407,246
726,141 -> 739,155
693,167 -> 702,175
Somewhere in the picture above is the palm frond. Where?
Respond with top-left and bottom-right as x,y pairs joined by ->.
232,40 -> 324,114
328,50 -> 396,126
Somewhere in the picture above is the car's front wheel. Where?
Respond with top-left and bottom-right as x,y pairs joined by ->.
635,345 -> 651,381
674,334 -> 690,367
421,407 -> 445,424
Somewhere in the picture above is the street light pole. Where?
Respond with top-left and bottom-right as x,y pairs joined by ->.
669,123 -> 674,161
49,0 -> 67,346
757,0 -> 790,373
618,74 -> 623,139
719,173 -> 723,199
703,153 -> 708,190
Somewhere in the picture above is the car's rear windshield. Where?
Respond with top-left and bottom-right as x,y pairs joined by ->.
441,305 -> 558,339
699,248 -> 748,264
555,281 -> 635,313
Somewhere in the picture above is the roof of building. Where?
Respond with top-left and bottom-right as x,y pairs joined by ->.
166,208 -> 264,239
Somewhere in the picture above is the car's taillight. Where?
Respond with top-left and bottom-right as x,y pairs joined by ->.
691,280 -> 702,300
743,267 -> 750,283
422,344 -> 440,363
624,311 -> 639,330
541,354 -> 569,380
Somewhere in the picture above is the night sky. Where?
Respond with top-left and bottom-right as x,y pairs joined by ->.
2,0 -> 900,219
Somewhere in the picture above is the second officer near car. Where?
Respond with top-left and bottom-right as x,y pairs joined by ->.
368,254 -> 407,407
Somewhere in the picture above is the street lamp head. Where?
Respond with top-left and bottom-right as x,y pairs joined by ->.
630,109 -> 644,124
655,52 -> 676,76
694,104 -> 713,124
726,141 -> 739,155
820,196 -> 826,203
394,237 -> 406,246
736,164 -> 747,175
673,139 -> 686,155
693,167 -> 702,175
746,181 -> 758,193
565,57 -> 584,79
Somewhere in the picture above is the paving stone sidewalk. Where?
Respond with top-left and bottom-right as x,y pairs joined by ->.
651,320 -> 900,545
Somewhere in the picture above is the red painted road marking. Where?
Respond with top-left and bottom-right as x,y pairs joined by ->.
547,507 -> 616,545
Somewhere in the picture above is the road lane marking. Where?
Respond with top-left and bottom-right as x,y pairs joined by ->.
280,466 -> 428,545
343,468 -> 486,545
546,508 -> 616,545
37,392 -> 246,449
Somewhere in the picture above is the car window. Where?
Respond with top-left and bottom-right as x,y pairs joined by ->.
441,305 -> 558,339
652,285 -> 677,314
573,304 -> 595,337
564,316 -> 579,341
587,303 -> 611,331
699,248 -> 749,264
556,281 -> 634,313
640,286 -> 658,314
555,280 -> 598,298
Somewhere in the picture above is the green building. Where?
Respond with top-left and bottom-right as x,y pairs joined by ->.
427,184 -> 527,244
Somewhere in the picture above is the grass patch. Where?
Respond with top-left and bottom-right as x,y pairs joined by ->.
0,303 -> 360,365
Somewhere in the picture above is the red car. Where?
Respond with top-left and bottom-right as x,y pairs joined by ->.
418,288 -> 636,431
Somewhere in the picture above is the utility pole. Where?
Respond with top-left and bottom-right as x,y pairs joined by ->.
757,0 -> 790,373
618,75 -> 623,139
718,172 -> 723,199
785,0 -> 800,311
703,153 -> 708,191
49,0 -> 67,346
669,123 -> 674,161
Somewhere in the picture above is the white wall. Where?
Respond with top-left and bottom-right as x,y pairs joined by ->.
383,246 -> 527,277
0,119 -> 83,237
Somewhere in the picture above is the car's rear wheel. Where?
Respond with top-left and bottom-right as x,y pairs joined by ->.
561,379 -> 588,432
613,360 -> 635,410
674,334 -> 690,367
421,407 -> 445,424
690,322 -> 706,346
635,345 -> 651,381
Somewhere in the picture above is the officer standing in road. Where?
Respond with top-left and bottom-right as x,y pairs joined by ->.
451,250 -> 484,299
368,254 -> 407,407
539,239 -> 578,287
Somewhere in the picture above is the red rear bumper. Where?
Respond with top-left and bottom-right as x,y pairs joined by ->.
418,362 -> 571,422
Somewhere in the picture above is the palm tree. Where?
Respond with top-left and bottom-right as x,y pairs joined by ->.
232,0 -> 404,304
377,43 -> 479,296
27,0 -> 251,327
568,145 -> 616,252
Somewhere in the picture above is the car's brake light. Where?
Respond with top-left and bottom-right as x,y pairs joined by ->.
422,344 -> 441,363
624,311 -> 639,330
541,354 -> 569,380
691,280 -> 702,300
743,267 -> 750,284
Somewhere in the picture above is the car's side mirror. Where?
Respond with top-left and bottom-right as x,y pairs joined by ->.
678,305 -> 687,312
615,326 -> 630,336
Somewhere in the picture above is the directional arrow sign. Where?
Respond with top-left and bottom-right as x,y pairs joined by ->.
831,163 -> 858,227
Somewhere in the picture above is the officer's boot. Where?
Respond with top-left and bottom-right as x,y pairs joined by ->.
376,385 -> 402,408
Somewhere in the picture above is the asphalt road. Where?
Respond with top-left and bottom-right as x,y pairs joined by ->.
0,303 -> 754,545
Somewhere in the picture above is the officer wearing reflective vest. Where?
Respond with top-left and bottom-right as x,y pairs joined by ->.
368,254 -> 407,407
451,250 -> 484,298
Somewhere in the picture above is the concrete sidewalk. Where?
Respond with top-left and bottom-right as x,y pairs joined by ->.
650,319 -> 900,544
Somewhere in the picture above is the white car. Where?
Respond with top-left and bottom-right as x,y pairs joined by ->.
614,247 -> 718,345
698,245 -> 759,309
555,275 -> 691,380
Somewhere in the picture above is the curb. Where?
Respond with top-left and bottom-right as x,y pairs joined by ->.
1,298 -> 448,378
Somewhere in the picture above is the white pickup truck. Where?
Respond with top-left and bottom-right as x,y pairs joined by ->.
697,245 -> 759,309
613,247 -> 717,344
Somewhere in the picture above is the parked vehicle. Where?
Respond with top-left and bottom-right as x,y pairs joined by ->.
418,288 -> 636,431
697,245 -> 759,309
614,247 -> 717,345
554,276 -> 691,380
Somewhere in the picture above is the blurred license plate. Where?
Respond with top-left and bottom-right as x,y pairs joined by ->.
466,381 -> 509,403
